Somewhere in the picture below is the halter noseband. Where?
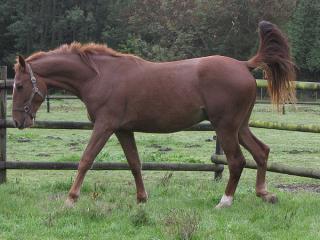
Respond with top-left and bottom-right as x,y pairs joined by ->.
13,63 -> 45,119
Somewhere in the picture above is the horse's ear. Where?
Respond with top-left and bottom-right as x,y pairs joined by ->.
18,55 -> 26,69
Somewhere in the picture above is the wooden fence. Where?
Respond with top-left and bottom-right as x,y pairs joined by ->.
1,66 -> 320,183
4,78 -> 320,113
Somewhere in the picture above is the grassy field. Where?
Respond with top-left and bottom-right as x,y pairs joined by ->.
0,99 -> 320,239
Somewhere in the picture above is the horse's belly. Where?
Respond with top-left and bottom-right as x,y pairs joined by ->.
121,106 -> 207,133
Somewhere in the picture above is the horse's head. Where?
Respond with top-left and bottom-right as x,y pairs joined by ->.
12,56 -> 47,129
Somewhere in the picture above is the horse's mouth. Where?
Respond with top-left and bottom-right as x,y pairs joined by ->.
14,117 -> 34,130
24,119 -> 34,129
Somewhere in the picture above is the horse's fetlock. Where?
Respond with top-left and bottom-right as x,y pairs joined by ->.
137,191 -> 148,203
68,191 -> 80,201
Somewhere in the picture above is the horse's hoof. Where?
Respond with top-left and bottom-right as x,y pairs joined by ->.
137,192 -> 148,204
261,193 -> 278,204
64,198 -> 75,208
215,202 -> 232,209
215,194 -> 233,209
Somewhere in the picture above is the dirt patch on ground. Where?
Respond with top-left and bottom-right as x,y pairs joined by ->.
205,135 -> 216,142
46,136 -> 62,140
17,137 -> 32,143
149,144 -> 172,152
275,183 -> 320,193
68,142 -> 79,147
149,144 -> 162,149
285,149 -> 320,154
158,147 -> 172,152
184,144 -> 201,148
36,152 -> 51,157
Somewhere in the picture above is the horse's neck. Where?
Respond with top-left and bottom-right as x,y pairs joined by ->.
32,54 -> 96,98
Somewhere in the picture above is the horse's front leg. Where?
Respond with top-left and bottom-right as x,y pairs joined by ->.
65,125 -> 113,207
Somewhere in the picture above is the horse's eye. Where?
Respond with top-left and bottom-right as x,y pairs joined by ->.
15,83 -> 23,90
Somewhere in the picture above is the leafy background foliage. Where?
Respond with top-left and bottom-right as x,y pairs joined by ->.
0,0 -> 319,81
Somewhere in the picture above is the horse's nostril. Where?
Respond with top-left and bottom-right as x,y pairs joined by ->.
13,120 -> 18,127
13,120 -> 21,128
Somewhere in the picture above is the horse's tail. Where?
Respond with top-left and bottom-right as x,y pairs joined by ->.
247,21 -> 296,108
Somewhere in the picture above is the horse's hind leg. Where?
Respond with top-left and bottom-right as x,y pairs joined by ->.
116,131 -> 148,203
215,125 -> 246,208
239,125 -> 278,203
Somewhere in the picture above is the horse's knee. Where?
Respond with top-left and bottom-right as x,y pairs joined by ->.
233,158 -> 246,169
78,158 -> 93,173
228,155 -> 246,177
230,156 -> 245,168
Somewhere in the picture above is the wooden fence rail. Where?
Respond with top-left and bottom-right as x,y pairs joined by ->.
2,79 -> 320,113
1,119 -> 319,133
5,96 -> 320,105
256,100 -> 320,105
2,79 -> 320,90
0,161 -> 224,172
212,155 -> 320,179
0,67 -> 320,183
256,79 -> 320,90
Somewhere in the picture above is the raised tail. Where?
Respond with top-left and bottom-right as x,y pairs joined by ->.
248,21 -> 296,108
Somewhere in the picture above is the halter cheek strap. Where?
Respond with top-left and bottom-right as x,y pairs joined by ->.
13,63 -> 45,119
27,63 -> 45,98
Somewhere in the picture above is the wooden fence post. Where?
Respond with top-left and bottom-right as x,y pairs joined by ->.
0,66 -> 7,183
282,104 -> 286,115
213,137 -> 224,180
46,95 -> 50,113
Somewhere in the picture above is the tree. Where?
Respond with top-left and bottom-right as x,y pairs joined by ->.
288,0 -> 320,80
0,0 -> 315,80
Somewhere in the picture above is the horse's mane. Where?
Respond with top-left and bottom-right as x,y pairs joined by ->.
15,42 -> 136,73
27,42 -> 125,61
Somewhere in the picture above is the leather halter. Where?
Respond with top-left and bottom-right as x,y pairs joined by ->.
13,63 -> 45,119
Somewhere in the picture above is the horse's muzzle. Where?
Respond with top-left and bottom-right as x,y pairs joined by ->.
13,117 -> 33,130
13,119 -> 25,129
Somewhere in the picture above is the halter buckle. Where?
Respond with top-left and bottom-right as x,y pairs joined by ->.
24,105 -> 30,112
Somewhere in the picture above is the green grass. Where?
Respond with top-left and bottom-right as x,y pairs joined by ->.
0,99 -> 320,239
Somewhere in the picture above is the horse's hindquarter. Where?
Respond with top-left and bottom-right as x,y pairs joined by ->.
197,56 -> 257,126
116,59 -> 207,133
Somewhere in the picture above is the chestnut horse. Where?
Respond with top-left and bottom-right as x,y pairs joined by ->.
12,21 -> 295,208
